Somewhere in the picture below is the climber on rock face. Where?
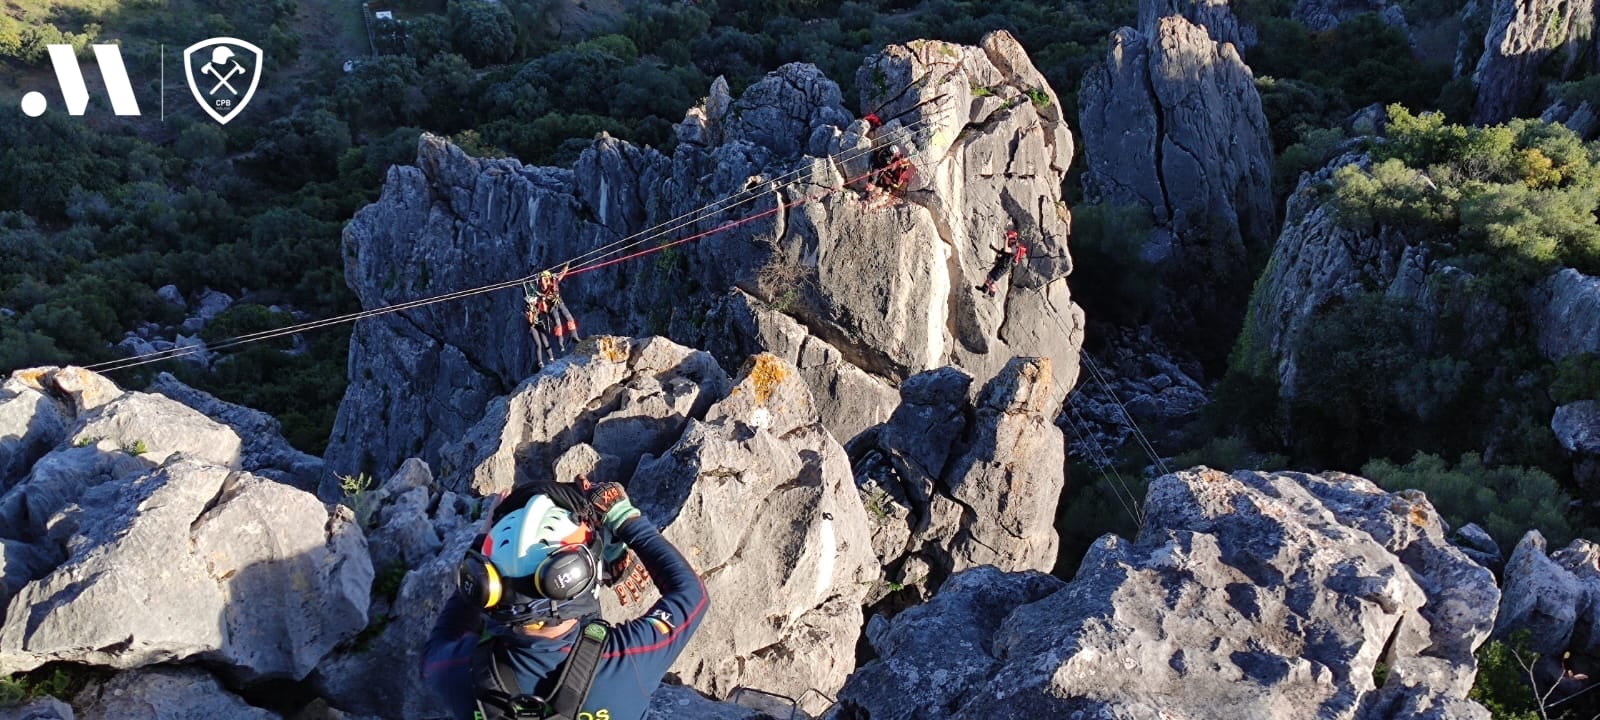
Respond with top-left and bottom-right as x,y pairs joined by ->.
525,293 -> 556,372
536,267 -> 580,351
422,477 -> 707,720
866,143 -> 914,206
979,229 -> 1028,297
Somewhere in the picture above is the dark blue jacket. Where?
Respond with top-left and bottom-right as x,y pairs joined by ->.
422,514 -> 709,720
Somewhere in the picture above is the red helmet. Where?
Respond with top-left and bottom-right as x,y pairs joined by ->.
863,113 -> 881,128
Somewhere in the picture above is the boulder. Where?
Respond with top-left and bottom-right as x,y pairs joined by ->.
1554,401 -> 1600,489
148,373 -> 324,491
331,33 -> 1084,484
1497,531 -> 1583,655
0,460 -> 372,683
845,469 -> 1496,719
1451,522 -> 1504,573
1532,268 -> 1600,361
0,377 -> 71,491
0,697 -> 73,720
851,358 -> 1064,603
1470,0 -> 1596,124
68,392 -> 242,469
644,685 -> 768,720
73,666 -> 277,720
628,353 -> 879,701
314,462 -> 478,719
437,337 -> 730,496
192,289 -> 234,322
1079,7 -> 1275,363
833,567 -> 1066,720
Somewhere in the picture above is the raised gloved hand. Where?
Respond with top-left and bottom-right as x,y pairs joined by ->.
578,475 -> 640,532
603,544 -> 653,605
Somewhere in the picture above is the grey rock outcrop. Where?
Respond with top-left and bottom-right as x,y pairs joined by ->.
0,367 -> 123,491
1080,6 -> 1274,361
1554,400 -> 1600,489
1065,327 -> 1209,461
73,666 -> 276,720
315,459 -> 478,719
1496,531 -> 1584,655
1140,0 -> 1259,52
1543,98 -> 1600,140
330,33 -> 1084,484
837,469 -> 1497,719
1532,268 -> 1600,361
437,337 -> 730,496
644,685 -> 766,720
852,358 -> 1064,604
627,352 -> 878,701
1293,0 -> 1411,36
0,459 -> 372,683
1471,0 -> 1597,124
1237,155 -> 1508,399
149,372 -> 324,491
833,567 -> 1066,720
0,697 -> 73,720
0,387 -> 243,544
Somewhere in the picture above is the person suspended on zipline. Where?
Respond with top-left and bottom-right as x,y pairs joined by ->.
524,291 -> 556,372
536,266 -> 580,350
979,229 -> 1028,297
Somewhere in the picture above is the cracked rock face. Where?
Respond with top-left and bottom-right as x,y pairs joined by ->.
1079,6 -> 1275,364
1532,268 -> 1600,361
1236,154 -> 1508,400
840,469 -> 1496,720
330,32 -> 1083,484
0,458 -> 372,682
1471,0 -> 1597,124
851,357 -> 1065,605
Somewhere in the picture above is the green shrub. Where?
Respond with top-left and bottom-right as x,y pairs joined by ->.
1173,435 -> 1288,473
1066,202 -> 1158,325
1469,630 -> 1543,720
1551,353 -> 1600,405
1363,452 -> 1577,552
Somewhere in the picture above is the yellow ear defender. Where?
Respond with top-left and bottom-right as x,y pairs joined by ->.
458,547 -> 504,610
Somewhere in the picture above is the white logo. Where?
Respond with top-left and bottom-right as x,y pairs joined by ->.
20,45 -> 142,117
183,38 -> 262,125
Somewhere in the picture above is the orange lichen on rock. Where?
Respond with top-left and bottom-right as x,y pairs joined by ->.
748,354 -> 790,405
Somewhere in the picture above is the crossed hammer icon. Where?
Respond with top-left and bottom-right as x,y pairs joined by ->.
200,46 -> 246,95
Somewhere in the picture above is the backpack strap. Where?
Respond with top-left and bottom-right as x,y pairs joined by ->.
544,620 -> 611,719
471,621 -> 612,720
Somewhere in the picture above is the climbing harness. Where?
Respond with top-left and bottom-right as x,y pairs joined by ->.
83,113 -> 950,374
472,620 -> 611,720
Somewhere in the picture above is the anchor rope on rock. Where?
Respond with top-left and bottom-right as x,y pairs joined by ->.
84,114 -> 947,374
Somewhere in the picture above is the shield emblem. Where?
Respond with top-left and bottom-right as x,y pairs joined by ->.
182,37 -> 263,125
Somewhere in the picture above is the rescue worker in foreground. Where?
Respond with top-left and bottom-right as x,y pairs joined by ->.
422,478 -> 707,720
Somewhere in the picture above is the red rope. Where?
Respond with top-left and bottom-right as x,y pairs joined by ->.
568,168 -> 883,277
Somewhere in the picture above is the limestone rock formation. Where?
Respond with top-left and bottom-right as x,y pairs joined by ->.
1554,400 -> 1600,489
1080,4 -> 1275,364
74,666 -> 277,720
330,32 -> 1084,484
0,459 -> 372,682
315,459 -> 479,718
149,372 -> 324,491
851,357 -> 1065,604
1532,268 -> 1600,361
833,567 -> 1066,720
1471,0 -> 1597,124
0,367 -> 125,491
627,352 -> 878,701
1140,0 -> 1259,52
1293,0 -> 1411,36
838,469 -> 1497,720
1543,97 -> 1600,140
1237,154 -> 1508,399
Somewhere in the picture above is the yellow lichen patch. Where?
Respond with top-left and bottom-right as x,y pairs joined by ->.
14,368 -> 47,390
1409,503 -> 1431,528
747,354 -> 790,405
583,336 -> 628,363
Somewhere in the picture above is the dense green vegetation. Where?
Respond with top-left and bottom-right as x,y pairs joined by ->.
1,0 -> 1150,453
